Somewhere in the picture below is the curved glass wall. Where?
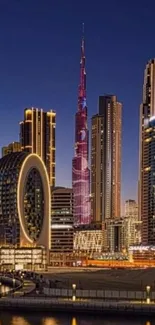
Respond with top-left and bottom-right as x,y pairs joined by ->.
24,168 -> 44,241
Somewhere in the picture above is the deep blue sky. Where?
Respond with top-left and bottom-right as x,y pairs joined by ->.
0,0 -> 154,211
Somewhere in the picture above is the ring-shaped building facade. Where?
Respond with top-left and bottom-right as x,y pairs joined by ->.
0,152 -> 50,250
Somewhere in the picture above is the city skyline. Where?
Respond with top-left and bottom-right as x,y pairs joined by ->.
1,1 -> 155,207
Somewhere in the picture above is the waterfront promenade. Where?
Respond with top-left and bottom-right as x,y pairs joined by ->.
2,268 -> 155,316
12,279 -> 35,297
1,296 -> 155,316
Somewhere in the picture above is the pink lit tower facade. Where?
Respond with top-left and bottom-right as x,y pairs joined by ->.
72,27 -> 91,225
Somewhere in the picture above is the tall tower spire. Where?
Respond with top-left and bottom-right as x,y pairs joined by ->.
78,23 -> 86,111
82,22 -> 84,36
72,26 -> 91,225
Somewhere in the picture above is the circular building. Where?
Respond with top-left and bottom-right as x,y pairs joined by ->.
0,152 -> 50,250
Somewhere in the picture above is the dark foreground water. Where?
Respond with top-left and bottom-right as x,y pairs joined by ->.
0,313 -> 154,325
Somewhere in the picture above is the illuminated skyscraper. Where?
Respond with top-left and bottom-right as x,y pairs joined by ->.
51,187 -> 73,253
140,117 -> 155,244
125,200 -> 138,219
20,108 -> 56,186
72,27 -> 91,225
139,59 -> 155,244
124,200 -> 141,250
91,95 -> 122,223
0,152 -> 50,249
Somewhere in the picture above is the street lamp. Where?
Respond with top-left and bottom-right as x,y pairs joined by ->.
13,278 -> 15,289
146,285 -> 151,303
72,283 -> 76,301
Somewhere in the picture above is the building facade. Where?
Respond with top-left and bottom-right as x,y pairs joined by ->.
124,200 -> 141,250
51,187 -> 73,253
0,247 -> 46,270
124,218 -> 141,250
0,152 -> 50,250
91,95 -> 122,223
74,223 -> 103,255
140,117 -> 155,244
139,59 -> 155,244
72,32 -> 91,225
104,219 -> 124,252
2,142 -> 21,157
125,200 -> 138,219
20,108 -> 56,186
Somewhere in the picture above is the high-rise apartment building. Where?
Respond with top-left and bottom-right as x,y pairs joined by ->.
107,219 -> 124,252
72,30 -> 90,225
140,117 -> 155,244
124,200 -> 141,250
139,59 -> 155,244
125,200 -> 138,219
20,108 -> 56,186
2,142 -> 21,157
91,95 -> 122,223
51,187 -> 74,253
0,152 -> 50,249
74,224 -> 103,255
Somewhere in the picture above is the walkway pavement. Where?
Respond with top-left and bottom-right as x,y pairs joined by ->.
11,280 -> 35,297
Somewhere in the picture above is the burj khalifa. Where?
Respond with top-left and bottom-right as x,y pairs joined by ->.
72,26 -> 91,225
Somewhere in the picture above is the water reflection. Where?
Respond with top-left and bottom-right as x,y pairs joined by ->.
42,318 -> 60,325
1,285 -> 9,294
11,316 -> 30,325
0,314 -> 153,325
71,318 -> 77,325
70,318 -> 153,325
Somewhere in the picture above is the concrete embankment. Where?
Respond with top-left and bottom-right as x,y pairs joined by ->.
0,297 -> 155,315
0,276 -> 21,288
0,276 -> 22,297
43,287 -> 154,301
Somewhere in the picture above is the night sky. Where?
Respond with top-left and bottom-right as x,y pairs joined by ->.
0,0 -> 154,212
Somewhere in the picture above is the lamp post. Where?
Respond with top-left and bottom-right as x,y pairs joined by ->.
13,278 -> 15,289
72,283 -> 76,301
146,285 -> 151,303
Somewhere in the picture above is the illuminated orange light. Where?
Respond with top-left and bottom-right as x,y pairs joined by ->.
17,153 -> 51,248
25,109 -> 32,114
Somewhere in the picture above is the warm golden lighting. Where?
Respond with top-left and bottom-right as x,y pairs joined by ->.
47,111 -> 56,117
42,318 -> 58,325
41,109 -> 43,159
17,153 -> 51,249
11,317 -> 30,325
145,127 -> 152,133
146,285 -> 151,304
145,137 -> 152,143
71,318 -> 77,325
25,109 -> 32,114
144,166 -> 151,171
32,107 -> 34,152
72,284 -> 76,290
36,108 -> 38,155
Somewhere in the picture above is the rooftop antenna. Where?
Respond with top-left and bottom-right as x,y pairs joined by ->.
82,22 -> 84,38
